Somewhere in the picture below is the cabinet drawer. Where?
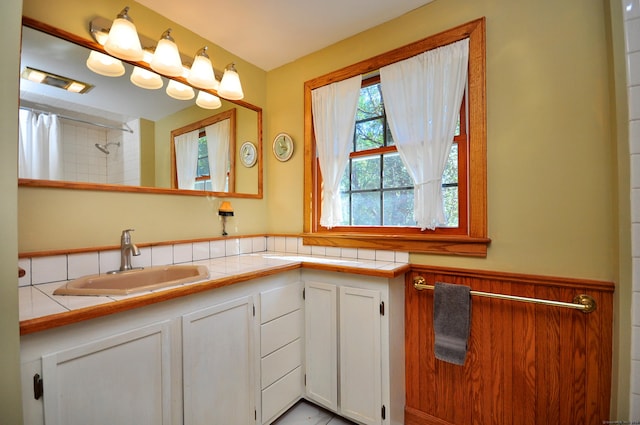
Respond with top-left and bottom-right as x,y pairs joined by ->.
261,309 -> 303,357
260,284 -> 302,324
261,338 -> 302,389
261,366 -> 302,424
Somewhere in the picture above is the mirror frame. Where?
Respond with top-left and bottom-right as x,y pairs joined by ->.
19,16 -> 263,199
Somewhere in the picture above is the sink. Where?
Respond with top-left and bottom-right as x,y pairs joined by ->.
53,264 -> 210,296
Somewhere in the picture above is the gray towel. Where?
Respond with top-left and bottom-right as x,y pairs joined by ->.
433,282 -> 471,365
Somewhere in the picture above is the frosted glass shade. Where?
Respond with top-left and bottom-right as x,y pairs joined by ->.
166,79 -> 195,100
130,66 -> 163,89
196,91 -> 222,109
187,48 -> 216,89
103,9 -> 143,61
218,64 -> 244,100
150,30 -> 183,77
86,51 -> 125,77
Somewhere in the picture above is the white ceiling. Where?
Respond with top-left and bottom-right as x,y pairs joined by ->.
136,0 -> 434,71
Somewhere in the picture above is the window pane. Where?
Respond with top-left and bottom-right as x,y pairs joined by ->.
442,144 -> 458,185
352,191 -> 380,225
351,156 -> 381,191
197,137 -> 210,178
383,190 -> 415,226
383,153 -> 412,189
355,118 -> 384,151
442,186 -> 459,227
357,85 -> 383,120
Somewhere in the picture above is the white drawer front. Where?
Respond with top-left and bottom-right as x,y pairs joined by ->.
261,338 -> 302,389
261,366 -> 302,424
261,309 -> 303,357
260,284 -> 302,324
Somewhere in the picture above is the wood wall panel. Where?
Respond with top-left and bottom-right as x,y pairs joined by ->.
405,266 -> 614,425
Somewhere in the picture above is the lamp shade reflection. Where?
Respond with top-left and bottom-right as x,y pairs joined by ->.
86,51 -> 125,77
166,79 -> 195,100
130,66 -> 163,89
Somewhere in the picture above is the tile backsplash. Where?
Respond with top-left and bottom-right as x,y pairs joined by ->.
18,236 -> 408,287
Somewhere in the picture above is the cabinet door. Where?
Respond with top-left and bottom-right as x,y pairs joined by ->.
182,296 -> 256,425
304,281 -> 337,411
339,286 -> 382,425
41,321 -> 172,425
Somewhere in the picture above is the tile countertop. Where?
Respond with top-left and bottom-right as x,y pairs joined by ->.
19,252 -> 410,336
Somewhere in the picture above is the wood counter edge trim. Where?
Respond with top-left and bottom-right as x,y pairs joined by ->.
19,261 -> 410,335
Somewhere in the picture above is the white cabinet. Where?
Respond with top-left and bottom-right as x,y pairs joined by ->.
40,321 -> 172,425
303,271 -> 405,425
182,295 -> 257,425
259,282 -> 304,425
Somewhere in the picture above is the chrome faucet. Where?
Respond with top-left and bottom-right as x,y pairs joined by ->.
117,228 -> 142,272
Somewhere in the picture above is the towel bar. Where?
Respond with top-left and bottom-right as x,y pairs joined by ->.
412,276 -> 596,313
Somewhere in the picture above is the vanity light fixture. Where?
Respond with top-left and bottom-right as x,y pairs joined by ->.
130,50 -> 163,89
218,63 -> 244,100
218,201 -> 234,236
103,6 -> 144,62
86,50 -> 125,77
21,67 -> 94,94
150,29 -> 183,77
188,46 -> 217,89
166,79 -> 195,100
196,90 -> 222,109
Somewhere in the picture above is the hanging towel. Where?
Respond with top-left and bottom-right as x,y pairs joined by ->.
433,282 -> 471,365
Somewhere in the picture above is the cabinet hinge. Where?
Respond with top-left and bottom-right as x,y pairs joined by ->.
381,404 -> 386,420
33,373 -> 43,400
380,301 -> 385,316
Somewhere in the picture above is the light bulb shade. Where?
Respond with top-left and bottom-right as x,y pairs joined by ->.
218,63 -> 244,100
130,66 -> 163,89
187,47 -> 216,89
218,201 -> 234,216
86,50 -> 125,77
196,90 -> 222,109
166,79 -> 195,100
103,7 -> 144,61
150,29 -> 183,77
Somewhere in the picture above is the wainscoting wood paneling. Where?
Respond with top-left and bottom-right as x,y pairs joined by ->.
405,266 -> 614,425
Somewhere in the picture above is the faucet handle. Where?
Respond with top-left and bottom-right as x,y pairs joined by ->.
121,228 -> 135,243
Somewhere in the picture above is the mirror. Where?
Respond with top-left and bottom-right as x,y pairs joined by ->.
18,17 -> 262,198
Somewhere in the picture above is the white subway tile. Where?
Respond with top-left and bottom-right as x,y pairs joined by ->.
630,119 -> 640,154
225,238 -> 240,256
252,237 -> 266,253
285,237 -> 299,253
311,245 -> 326,256
375,250 -> 395,262
630,86 -> 640,120
274,237 -> 286,253
192,242 -> 210,261
132,247 -> 152,269
266,237 -> 275,252
626,17 -> 640,53
325,247 -> 341,258
210,240 -> 226,258
173,243 -> 193,264
634,292 -> 640,326
624,0 -> 640,20
635,258 -> 640,292
297,239 -> 312,255
239,238 -> 253,254
395,251 -> 410,263
357,248 -> 376,260
633,325 -> 640,361
31,255 -> 67,284
68,252 -> 99,279
632,360 -> 640,394
152,245 -> 173,266
99,250 -> 120,273
633,223 -> 640,257
631,393 -> 640,420
340,248 -> 358,259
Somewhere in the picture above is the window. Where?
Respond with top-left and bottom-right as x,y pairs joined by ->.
171,109 -> 236,193
303,18 -> 488,256
339,76 -> 463,228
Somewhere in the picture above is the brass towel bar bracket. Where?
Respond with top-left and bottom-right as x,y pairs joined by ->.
412,276 -> 597,314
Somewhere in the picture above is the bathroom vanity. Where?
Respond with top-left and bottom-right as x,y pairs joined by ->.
19,247 -> 407,425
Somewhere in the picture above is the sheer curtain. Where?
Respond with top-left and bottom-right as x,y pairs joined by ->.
380,38 -> 469,230
205,119 -> 230,192
311,75 -> 362,228
174,129 -> 200,189
19,110 -> 63,180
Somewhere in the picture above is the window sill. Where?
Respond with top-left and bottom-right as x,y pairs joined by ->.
301,232 -> 490,257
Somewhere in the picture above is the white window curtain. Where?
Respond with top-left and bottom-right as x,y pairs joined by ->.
205,119 -> 230,192
174,129 -> 200,190
311,74 -> 362,228
380,38 -> 469,230
18,110 -> 63,180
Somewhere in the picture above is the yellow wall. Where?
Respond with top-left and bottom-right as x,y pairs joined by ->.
266,0 -> 615,282
18,0 -> 268,252
1,1 -> 24,423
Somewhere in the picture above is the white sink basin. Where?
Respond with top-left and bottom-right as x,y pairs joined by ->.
53,265 -> 210,296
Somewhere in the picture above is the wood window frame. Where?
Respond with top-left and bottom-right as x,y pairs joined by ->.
302,18 -> 489,257
170,108 -> 236,191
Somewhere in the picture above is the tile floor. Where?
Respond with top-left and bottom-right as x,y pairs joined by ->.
272,399 -> 356,425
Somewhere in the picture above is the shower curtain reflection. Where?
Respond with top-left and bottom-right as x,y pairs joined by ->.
19,109 -> 63,180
